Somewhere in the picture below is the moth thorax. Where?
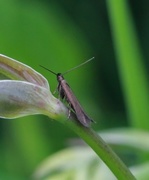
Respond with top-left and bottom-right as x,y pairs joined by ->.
57,73 -> 64,82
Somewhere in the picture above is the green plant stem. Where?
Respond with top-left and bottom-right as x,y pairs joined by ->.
106,0 -> 149,128
59,117 -> 136,180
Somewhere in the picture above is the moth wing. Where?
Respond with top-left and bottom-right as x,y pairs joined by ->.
62,83 -> 92,127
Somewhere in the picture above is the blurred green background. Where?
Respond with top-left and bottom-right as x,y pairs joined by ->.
0,0 -> 148,179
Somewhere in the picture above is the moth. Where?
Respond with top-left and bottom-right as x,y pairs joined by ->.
40,57 -> 94,127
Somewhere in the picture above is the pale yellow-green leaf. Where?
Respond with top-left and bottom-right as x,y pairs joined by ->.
0,80 -> 67,119
0,54 -> 49,89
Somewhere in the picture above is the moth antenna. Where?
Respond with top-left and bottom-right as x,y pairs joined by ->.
62,57 -> 94,75
39,65 -> 57,76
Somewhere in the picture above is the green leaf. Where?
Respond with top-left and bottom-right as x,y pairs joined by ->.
33,128 -> 149,180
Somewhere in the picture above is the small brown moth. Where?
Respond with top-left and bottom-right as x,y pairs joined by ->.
40,57 -> 94,127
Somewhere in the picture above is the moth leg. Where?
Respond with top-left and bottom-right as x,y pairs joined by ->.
67,102 -> 75,119
53,84 -> 59,96
58,84 -> 66,101
56,83 -> 63,99
68,108 -> 71,119
53,88 -> 58,95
